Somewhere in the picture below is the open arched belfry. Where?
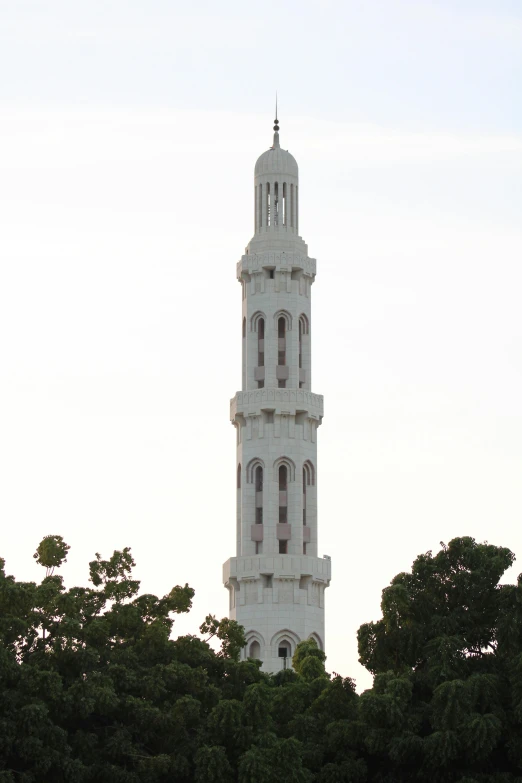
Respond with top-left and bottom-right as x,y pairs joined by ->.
223,113 -> 331,672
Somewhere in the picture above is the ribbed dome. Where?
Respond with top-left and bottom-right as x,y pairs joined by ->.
255,140 -> 298,179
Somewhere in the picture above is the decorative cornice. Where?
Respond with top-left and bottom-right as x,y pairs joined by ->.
237,253 -> 316,279
223,554 -> 332,584
230,387 -> 324,421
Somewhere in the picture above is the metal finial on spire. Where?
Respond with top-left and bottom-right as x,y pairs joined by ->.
273,91 -> 279,132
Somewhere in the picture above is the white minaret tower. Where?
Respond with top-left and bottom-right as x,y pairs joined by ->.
223,112 -> 331,672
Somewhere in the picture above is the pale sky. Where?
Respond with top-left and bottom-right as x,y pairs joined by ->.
0,0 -> 521,691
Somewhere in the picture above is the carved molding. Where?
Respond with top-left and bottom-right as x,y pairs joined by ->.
230,388 -> 324,421
237,253 -> 317,279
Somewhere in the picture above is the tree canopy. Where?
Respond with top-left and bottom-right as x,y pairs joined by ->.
1,535 -> 521,782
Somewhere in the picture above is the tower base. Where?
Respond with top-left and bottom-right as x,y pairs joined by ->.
223,554 -> 331,672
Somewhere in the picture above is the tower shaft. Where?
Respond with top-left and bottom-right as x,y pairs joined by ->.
223,122 -> 331,672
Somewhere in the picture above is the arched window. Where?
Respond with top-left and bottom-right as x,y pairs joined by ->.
258,318 -> 264,367
298,315 -> 309,389
266,182 -> 271,227
282,182 -> 287,225
255,466 -> 263,524
279,465 -> 287,524
249,640 -> 261,659
290,183 -> 294,228
299,318 -> 303,383
303,460 -> 315,486
278,638 -> 291,666
271,629 -> 300,666
302,466 -> 307,525
274,181 -> 279,225
251,313 -> 266,390
278,316 -> 286,342
242,317 -> 246,389
278,316 -> 286,388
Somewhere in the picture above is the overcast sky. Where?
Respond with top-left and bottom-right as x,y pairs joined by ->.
0,0 -> 521,691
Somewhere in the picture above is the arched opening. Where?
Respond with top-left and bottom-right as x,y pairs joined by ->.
255,466 -> 263,524
282,182 -> 287,225
278,638 -> 292,668
279,464 -> 288,523
242,317 -> 246,389
258,317 -> 265,390
249,640 -> 261,659
278,316 -> 286,388
299,318 -> 303,388
274,181 -> 279,225
298,315 -> 309,389
266,182 -> 271,227
302,466 -> 307,525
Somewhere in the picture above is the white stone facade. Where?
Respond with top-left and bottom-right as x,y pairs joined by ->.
223,118 -> 331,673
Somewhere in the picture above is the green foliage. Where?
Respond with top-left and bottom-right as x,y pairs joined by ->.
33,534 -> 70,576
356,537 -> 522,782
293,638 -> 327,681
2,534 -> 522,782
200,614 -> 246,661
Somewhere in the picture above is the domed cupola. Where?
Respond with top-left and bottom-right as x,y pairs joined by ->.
255,117 -> 299,179
253,114 -> 300,236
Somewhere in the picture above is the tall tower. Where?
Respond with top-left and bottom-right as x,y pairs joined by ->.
223,114 -> 331,672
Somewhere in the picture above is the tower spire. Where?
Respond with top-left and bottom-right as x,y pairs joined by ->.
273,93 -> 280,149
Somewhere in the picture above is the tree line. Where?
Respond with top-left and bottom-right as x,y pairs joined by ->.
1,534 -> 521,782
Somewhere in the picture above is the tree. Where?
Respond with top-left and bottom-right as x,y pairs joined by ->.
0,536 -> 260,782
357,537 -> 522,782
4,534 -> 522,782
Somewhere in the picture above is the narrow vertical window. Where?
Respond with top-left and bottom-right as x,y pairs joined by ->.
258,317 -> 264,389
255,466 -> 263,524
279,540 -> 287,554
278,316 -> 286,389
242,317 -> 246,389
299,315 -> 309,389
299,318 -> 304,388
266,182 -> 271,227
259,183 -> 263,230
282,182 -> 287,225
274,181 -> 279,225
299,319 -> 303,368
254,184 -> 258,232
290,183 -> 294,228
302,467 -> 307,524
279,465 -> 288,523
237,464 -> 241,489
258,319 -> 264,366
